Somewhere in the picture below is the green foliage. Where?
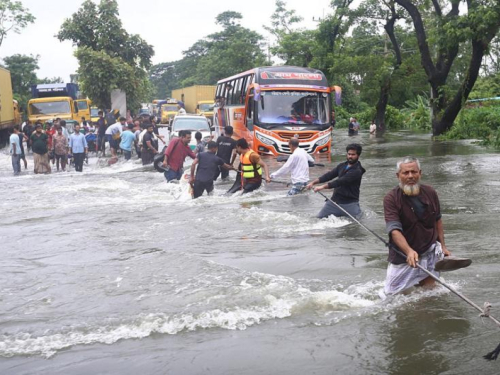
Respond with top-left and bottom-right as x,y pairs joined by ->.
401,95 -> 431,130
2,54 -> 38,107
441,106 -> 500,142
0,0 -> 35,48
149,11 -> 265,97
264,1 -> 315,67
1,54 -> 60,110
58,0 -> 154,110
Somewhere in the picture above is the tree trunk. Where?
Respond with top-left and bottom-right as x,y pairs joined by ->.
375,77 -> 391,133
433,39 -> 487,135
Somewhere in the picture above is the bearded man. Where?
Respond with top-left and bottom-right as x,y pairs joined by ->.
382,157 -> 471,295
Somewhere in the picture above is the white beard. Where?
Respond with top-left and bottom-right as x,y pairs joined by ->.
399,182 -> 420,196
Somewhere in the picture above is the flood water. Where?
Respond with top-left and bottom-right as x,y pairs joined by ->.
1,129 -> 500,375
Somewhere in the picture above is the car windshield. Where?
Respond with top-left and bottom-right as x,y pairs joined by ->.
30,101 -> 71,115
90,108 -> 99,117
173,118 -> 210,132
139,108 -> 149,114
199,103 -> 213,111
162,105 -> 178,112
256,91 -> 328,126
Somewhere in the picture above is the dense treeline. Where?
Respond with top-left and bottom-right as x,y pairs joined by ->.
150,0 -> 500,144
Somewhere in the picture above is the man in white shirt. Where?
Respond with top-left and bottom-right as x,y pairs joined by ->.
105,117 -> 125,158
271,137 -> 314,195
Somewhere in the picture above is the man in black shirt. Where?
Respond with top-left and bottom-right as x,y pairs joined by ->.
214,126 -> 237,181
142,124 -> 158,165
190,141 -> 233,199
96,111 -> 107,154
306,143 -> 365,218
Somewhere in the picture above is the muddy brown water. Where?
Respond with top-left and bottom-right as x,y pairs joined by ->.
1,129 -> 500,374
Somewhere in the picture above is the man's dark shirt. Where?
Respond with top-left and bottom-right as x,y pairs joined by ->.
142,132 -> 158,151
348,122 -> 357,136
216,136 -> 236,163
384,184 -> 442,264
31,133 -> 48,154
196,152 -> 224,182
318,161 -> 365,204
97,117 -> 107,136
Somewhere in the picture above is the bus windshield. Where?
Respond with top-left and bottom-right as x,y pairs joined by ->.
29,101 -> 71,115
256,91 -> 329,127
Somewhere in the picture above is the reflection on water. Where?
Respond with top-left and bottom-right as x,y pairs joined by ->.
0,129 -> 500,374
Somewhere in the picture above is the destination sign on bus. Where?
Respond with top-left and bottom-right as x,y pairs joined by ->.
260,72 -> 323,81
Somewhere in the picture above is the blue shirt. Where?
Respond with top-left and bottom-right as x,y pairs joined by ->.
69,133 -> 88,153
10,133 -> 21,155
120,130 -> 135,151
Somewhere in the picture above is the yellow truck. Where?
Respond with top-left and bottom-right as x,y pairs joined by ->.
159,99 -> 180,124
171,85 -> 216,123
27,83 -> 91,124
0,67 -> 20,131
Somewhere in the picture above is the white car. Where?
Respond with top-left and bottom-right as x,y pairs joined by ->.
169,115 -> 212,151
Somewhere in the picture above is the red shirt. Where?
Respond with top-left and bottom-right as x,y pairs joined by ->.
46,129 -> 56,149
164,137 -> 196,172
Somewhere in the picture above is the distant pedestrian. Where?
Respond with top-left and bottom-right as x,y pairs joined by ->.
105,117 -> 125,158
348,117 -> 359,136
96,110 -> 107,154
214,125 -> 237,181
68,124 -> 88,172
52,126 -> 68,171
24,121 -> 34,152
31,124 -> 51,174
9,125 -> 22,175
370,120 -> 376,135
141,124 -> 159,165
120,123 -> 136,160
162,130 -> 196,182
190,141 -> 233,199
194,131 -> 206,154
133,119 -> 142,158
17,129 -> 28,170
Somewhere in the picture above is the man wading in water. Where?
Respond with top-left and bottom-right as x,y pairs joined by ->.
382,157 -> 470,295
307,143 -> 365,218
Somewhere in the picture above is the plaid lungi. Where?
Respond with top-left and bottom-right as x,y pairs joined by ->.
384,242 -> 444,295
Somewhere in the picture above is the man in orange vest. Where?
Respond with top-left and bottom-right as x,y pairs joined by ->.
234,138 -> 270,194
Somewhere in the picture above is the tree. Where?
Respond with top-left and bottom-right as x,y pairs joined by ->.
394,0 -> 500,135
0,0 -> 35,48
264,0 -> 316,67
149,11 -> 265,95
2,54 -> 38,108
58,0 -> 154,110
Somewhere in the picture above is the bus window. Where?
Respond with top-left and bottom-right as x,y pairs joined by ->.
225,81 -> 234,105
241,76 -> 248,102
247,89 -> 254,130
233,78 -> 242,104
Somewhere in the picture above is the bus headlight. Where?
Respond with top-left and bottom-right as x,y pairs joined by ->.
256,132 -> 275,146
316,135 -> 330,147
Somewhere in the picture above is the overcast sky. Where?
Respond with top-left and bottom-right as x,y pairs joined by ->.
1,0 -> 331,81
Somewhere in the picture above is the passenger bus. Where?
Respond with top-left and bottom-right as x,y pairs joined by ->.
213,66 -> 340,155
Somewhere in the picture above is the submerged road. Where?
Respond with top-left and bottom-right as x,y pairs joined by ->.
1,129 -> 500,374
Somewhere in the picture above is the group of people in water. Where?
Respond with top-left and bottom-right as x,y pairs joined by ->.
7,118 -> 470,296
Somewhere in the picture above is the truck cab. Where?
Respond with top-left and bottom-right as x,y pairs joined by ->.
160,99 -> 179,124
28,83 -> 90,123
196,100 -> 215,125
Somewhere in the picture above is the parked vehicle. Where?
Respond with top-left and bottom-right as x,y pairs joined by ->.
28,83 -> 91,124
169,115 -> 212,150
171,85 -> 216,124
0,67 -> 21,131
